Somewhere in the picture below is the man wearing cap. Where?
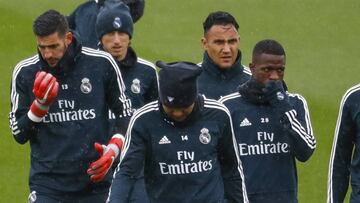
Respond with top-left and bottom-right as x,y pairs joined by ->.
9,9 -> 132,202
107,61 -> 249,203
68,0 -> 145,49
220,39 -> 316,203
198,11 -> 251,100
95,2 -> 158,113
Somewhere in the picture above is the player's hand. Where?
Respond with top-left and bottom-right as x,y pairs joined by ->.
33,71 -> 59,106
28,71 -> 59,122
87,143 -> 116,183
262,80 -> 291,113
87,135 -> 124,183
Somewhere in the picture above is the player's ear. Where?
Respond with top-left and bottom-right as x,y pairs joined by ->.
65,32 -> 73,46
201,37 -> 208,50
249,62 -> 255,73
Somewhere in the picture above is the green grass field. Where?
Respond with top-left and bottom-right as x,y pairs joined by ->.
1,0 -> 359,202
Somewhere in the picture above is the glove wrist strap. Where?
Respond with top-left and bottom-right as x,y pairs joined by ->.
108,134 -> 125,157
28,100 -> 49,122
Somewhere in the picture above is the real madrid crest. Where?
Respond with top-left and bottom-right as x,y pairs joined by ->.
80,78 -> 92,94
113,17 -> 122,29
199,128 -> 211,144
276,91 -> 285,100
131,78 -> 141,94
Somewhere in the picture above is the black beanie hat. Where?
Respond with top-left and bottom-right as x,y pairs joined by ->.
96,2 -> 134,40
157,61 -> 202,108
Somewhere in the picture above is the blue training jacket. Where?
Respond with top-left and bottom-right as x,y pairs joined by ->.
220,79 -> 316,203
198,51 -> 251,100
9,36 -> 132,193
108,96 -> 249,203
328,83 -> 360,203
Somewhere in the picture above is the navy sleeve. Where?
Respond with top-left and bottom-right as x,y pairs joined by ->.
9,64 -> 39,144
107,116 -> 148,203
105,57 -> 133,136
219,110 -> 248,203
282,95 -> 316,162
144,69 -> 159,103
328,93 -> 356,203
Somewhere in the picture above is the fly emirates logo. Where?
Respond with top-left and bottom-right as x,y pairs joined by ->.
239,131 -> 289,156
42,100 -> 96,123
159,151 -> 213,175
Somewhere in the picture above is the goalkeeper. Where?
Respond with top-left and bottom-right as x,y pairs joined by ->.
9,9 -> 132,202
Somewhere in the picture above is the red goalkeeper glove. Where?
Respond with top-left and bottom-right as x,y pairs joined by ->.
27,71 -> 59,122
87,134 -> 125,183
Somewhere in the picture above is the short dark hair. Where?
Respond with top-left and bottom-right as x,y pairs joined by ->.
203,11 -> 239,35
252,39 -> 285,61
33,9 -> 69,37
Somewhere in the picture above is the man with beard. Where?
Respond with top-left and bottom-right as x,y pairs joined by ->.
9,9 -> 132,202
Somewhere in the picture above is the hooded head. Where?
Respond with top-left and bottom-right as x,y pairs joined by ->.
157,61 -> 202,108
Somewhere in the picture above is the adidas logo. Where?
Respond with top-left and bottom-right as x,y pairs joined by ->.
240,118 -> 252,127
159,136 -> 171,144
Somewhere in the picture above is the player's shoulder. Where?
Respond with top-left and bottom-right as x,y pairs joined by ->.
203,96 -> 231,117
137,57 -> 156,70
81,46 -> 117,67
287,91 -> 308,104
218,92 -> 241,104
340,83 -> 360,105
12,54 -> 39,79
242,65 -> 252,76
288,91 -> 307,102
131,101 -> 159,121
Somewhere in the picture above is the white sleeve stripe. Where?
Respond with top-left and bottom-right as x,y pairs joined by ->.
137,58 -> 159,83
11,56 -> 39,113
285,111 -> 316,148
10,55 -> 39,134
289,93 -> 313,135
81,48 -> 132,115
218,92 -> 241,103
81,48 -> 126,91
327,84 -> 360,203
137,57 -> 156,69
286,114 -> 316,149
288,110 -> 315,142
242,65 -> 252,75
117,102 -> 159,165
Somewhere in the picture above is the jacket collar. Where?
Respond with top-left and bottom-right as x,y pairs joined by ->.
99,45 -> 137,69
201,50 -> 244,79
38,34 -> 82,77
117,47 -> 137,69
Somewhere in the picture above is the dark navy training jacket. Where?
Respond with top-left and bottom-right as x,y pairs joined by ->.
9,36 -> 132,193
328,84 -> 360,203
107,96 -> 249,203
220,79 -> 316,203
198,51 -> 251,100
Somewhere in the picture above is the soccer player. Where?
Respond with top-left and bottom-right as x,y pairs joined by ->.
198,11 -> 251,100
95,2 -> 158,112
107,61 -> 248,203
68,0 -> 145,49
94,3 -> 158,202
327,84 -> 360,203
220,39 -> 316,203
9,9 -> 132,202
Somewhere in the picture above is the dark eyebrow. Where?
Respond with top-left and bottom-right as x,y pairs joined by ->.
38,44 -> 59,49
